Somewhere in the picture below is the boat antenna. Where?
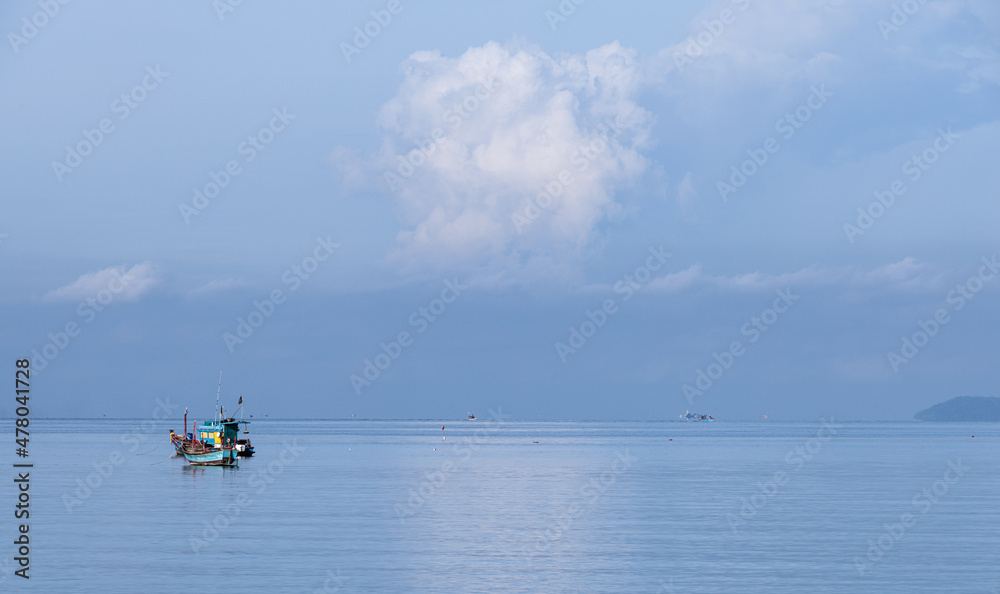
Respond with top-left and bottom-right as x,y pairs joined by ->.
216,370 -> 223,423
238,395 -> 250,434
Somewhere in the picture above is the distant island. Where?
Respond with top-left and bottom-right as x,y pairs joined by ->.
914,396 -> 1000,422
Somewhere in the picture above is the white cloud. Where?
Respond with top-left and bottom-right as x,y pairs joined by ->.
656,0 -> 854,111
334,40 -> 654,280
858,257 -> 945,289
330,2 -> 997,283
42,262 -> 159,303
654,0 -> 994,135
647,263 -> 706,293
647,258 -> 945,293
187,278 -> 247,298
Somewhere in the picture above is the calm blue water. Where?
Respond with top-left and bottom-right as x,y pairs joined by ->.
3,419 -> 999,593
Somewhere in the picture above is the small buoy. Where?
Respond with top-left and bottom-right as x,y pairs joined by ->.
669,439 -> 673,441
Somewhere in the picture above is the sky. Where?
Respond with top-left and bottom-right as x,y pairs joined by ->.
1,0 -> 998,421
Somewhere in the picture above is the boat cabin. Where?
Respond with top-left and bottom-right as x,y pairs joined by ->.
195,418 -> 241,447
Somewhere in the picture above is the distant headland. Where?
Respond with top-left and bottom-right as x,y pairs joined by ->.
914,396 -> 1000,422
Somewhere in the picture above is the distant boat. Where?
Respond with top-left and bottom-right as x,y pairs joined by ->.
466,412 -> 477,421
681,410 -> 714,422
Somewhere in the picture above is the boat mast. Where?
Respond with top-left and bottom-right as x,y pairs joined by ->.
215,370 -> 223,423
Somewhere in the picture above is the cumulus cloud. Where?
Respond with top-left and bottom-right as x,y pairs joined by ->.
42,262 -> 159,303
334,40 -> 654,280
331,3 -> 997,282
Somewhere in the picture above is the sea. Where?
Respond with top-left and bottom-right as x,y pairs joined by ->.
3,418 -> 998,593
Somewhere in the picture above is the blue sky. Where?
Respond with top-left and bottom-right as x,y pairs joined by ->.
1,0 -> 998,420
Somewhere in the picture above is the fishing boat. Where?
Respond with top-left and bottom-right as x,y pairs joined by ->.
182,421 -> 238,466
681,410 -> 714,422
196,400 -> 255,457
173,371 -> 245,466
170,411 -> 248,458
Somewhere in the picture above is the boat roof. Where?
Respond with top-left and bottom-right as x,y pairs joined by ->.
195,418 -> 249,429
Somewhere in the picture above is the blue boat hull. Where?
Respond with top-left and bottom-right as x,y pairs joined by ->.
183,447 -> 238,466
